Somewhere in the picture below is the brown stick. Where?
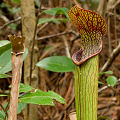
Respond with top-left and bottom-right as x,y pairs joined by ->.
37,31 -> 76,40
8,35 -> 24,120
8,55 -> 23,120
0,17 -> 21,30
97,0 -> 105,14
101,43 -> 120,72
72,0 -> 82,8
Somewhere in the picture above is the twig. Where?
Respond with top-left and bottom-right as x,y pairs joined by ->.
101,43 -> 120,72
65,78 -> 73,101
37,23 -> 49,34
97,0 -> 105,14
110,0 -> 120,10
98,86 -> 108,93
67,94 -> 75,109
29,0 -> 43,85
98,102 -> 118,110
114,8 -> 118,45
0,103 -> 8,119
8,35 -> 24,120
37,31 -> 76,40
62,34 -> 71,58
98,79 -> 120,93
106,11 -> 120,20
108,15 -> 112,55
71,35 -> 80,42
0,17 -> 21,30
71,35 -> 80,48
73,0 -> 82,8
0,15 -> 9,22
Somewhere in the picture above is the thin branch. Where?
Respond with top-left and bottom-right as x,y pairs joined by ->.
101,43 -> 120,72
114,8 -> 118,45
97,0 -> 105,14
110,0 -> 120,10
98,86 -> 108,93
62,36 -> 71,58
71,35 -> 80,49
108,15 -> 112,55
37,31 -> 76,40
37,23 -> 49,34
98,102 -> 118,110
98,79 -> 120,93
0,17 -> 21,30
71,35 -> 80,42
73,0 -> 82,8
106,11 -> 120,21
0,15 -> 9,22
29,0 -> 43,85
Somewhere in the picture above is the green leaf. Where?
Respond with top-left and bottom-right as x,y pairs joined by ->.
0,49 -> 11,74
98,116 -> 111,120
98,81 -> 104,84
0,40 -> 11,55
19,83 -> 33,93
0,110 -> 5,120
8,23 -> 17,30
0,102 -> 8,120
11,0 -> 20,4
0,40 -> 10,48
0,3 -> 9,8
106,76 -> 117,87
0,102 -> 26,120
36,56 -> 75,72
91,0 -> 100,10
19,89 -> 66,106
38,18 -> 67,25
34,0 -> 40,7
17,103 -> 26,114
9,7 -> 21,14
43,7 -> 70,20
0,48 -> 28,74
0,94 -> 8,97
0,74 -> 11,78
99,70 -> 113,76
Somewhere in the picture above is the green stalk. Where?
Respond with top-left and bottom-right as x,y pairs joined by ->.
75,55 -> 98,120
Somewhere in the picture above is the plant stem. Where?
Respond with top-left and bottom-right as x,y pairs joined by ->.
8,54 -> 23,120
75,55 -> 98,120
8,35 -> 24,120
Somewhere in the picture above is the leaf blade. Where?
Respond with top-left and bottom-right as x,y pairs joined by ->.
36,56 -> 75,72
106,76 -> 117,87
38,18 -> 67,25
19,89 -> 66,106
43,7 -> 70,20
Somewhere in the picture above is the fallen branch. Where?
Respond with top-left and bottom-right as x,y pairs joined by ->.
37,23 -> 49,34
0,17 -> 21,30
37,31 -> 76,40
101,43 -> 120,72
